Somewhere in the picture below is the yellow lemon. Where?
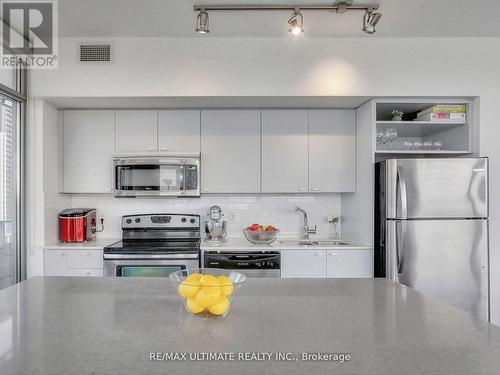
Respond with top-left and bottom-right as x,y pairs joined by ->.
199,274 -> 222,296
199,274 -> 219,287
186,298 -> 204,314
178,280 -> 200,299
208,296 -> 230,316
217,275 -> 234,296
194,288 -> 223,308
185,273 -> 202,283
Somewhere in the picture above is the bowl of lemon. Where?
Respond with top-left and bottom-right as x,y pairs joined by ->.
169,268 -> 246,319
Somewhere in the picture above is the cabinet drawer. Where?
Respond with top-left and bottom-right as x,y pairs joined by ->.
66,268 -> 103,277
67,250 -> 103,269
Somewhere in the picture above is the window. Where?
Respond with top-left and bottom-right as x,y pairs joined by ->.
0,97 -> 18,289
0,61 -> 26,290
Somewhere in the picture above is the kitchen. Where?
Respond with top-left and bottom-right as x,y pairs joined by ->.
2,1 -> 500,374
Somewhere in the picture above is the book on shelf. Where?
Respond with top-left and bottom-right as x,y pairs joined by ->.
415,112 -> 467,122
417,105 -> 466,118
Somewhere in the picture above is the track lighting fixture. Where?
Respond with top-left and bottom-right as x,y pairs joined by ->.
193,2 -> 382,35
362,10 -> 382,34
195,9 -> 210,34
288,8 -> 304,36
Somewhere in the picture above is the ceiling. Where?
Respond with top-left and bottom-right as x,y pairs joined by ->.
58,0 -> 500,38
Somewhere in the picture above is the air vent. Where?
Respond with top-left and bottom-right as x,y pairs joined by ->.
79,44 -> 112,63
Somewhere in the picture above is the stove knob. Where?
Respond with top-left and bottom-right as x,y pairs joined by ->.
181,218 -> 187,223
135,218 -> 141,223
190,218 -> 195,224
126,219 -> 132,224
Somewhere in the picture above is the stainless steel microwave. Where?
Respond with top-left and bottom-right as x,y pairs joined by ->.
113,153 -> 200,197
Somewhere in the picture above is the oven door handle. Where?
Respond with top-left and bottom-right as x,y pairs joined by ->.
103,253 -> 199,260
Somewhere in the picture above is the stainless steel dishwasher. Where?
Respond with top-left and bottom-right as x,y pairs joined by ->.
203,251 -> 281,278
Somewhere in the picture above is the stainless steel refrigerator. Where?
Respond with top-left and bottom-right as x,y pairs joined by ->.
375,158 -> 489,320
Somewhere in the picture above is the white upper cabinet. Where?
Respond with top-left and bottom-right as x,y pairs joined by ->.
63,110 -> 115,193
262,110 -> 309,193
115,110 -> 157,152
309,110 -> 355,192
158,110 -> 200,152
201,110 -> 261,193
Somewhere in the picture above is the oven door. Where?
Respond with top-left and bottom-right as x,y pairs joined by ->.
114,156 -> 200,197
103,258 -> 199,277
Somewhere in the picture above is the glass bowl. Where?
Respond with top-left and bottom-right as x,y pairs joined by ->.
243,229 -> 280,245
169,268 -> 246,319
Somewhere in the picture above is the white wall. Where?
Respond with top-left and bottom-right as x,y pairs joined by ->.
27,36 -> 500,323
70,194 -> 341,239
27,100 -> 71,277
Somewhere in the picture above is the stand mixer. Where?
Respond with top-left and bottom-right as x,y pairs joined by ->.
204,205 -> 227,242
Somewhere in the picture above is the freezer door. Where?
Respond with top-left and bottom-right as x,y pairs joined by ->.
385,158 -> 488,219
386,219 -> 489,320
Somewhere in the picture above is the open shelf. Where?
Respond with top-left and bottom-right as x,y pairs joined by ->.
376,121 -> 467,138
374,99 -> 474,156
375,150 -> 471,155
376,120 -> 466,125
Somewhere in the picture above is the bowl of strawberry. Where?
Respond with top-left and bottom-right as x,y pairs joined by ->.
243,224 -> 280,245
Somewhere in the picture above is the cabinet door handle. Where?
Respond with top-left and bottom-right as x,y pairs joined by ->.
57,252 -> 66,256
298,188 -> 307,192
160,147 -> 168,151
104,188 -> 113,192
311,188 -> 320,192
148,147 -> 156,151
328,252 -> 339,256
315,252 -> 324,256
202,188 -> 210,192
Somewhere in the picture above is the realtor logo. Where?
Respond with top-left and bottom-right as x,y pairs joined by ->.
0,0 -> 58,68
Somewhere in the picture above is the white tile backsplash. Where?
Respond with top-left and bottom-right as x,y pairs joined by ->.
69,194 -> 342,239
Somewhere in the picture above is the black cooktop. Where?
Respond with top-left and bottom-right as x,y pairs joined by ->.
104,239 -> 200,254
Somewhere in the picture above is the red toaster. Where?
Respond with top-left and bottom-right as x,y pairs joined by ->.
59,208 -> 97,242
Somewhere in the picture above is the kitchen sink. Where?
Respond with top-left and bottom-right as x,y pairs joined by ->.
278,240 -> 350,246
313,240 -> 350,246
278,240 -> 318,246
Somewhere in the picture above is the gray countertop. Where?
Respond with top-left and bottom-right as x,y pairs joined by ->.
1,277 -> 500,375
200,238 -> 372,251
43,238 -> 120,250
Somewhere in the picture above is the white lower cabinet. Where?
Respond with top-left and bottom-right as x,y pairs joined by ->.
44,249 -> 103,276
44,250 -> 69,276
280,250 -> 327,278
281,249 -> 373,278
326,249 -> 373,278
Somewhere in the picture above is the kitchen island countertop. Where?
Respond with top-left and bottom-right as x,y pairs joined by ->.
1,276 -> 500,375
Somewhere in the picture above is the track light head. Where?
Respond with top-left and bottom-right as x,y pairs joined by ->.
195,9 -> 210,34
288,9 -> 304,36
362,10 -> 382,34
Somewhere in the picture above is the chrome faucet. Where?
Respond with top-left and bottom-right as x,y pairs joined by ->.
295,206 -> 317,240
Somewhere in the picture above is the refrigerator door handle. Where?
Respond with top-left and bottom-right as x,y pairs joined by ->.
396,221 -> 407,274
397,166 -> 408,220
